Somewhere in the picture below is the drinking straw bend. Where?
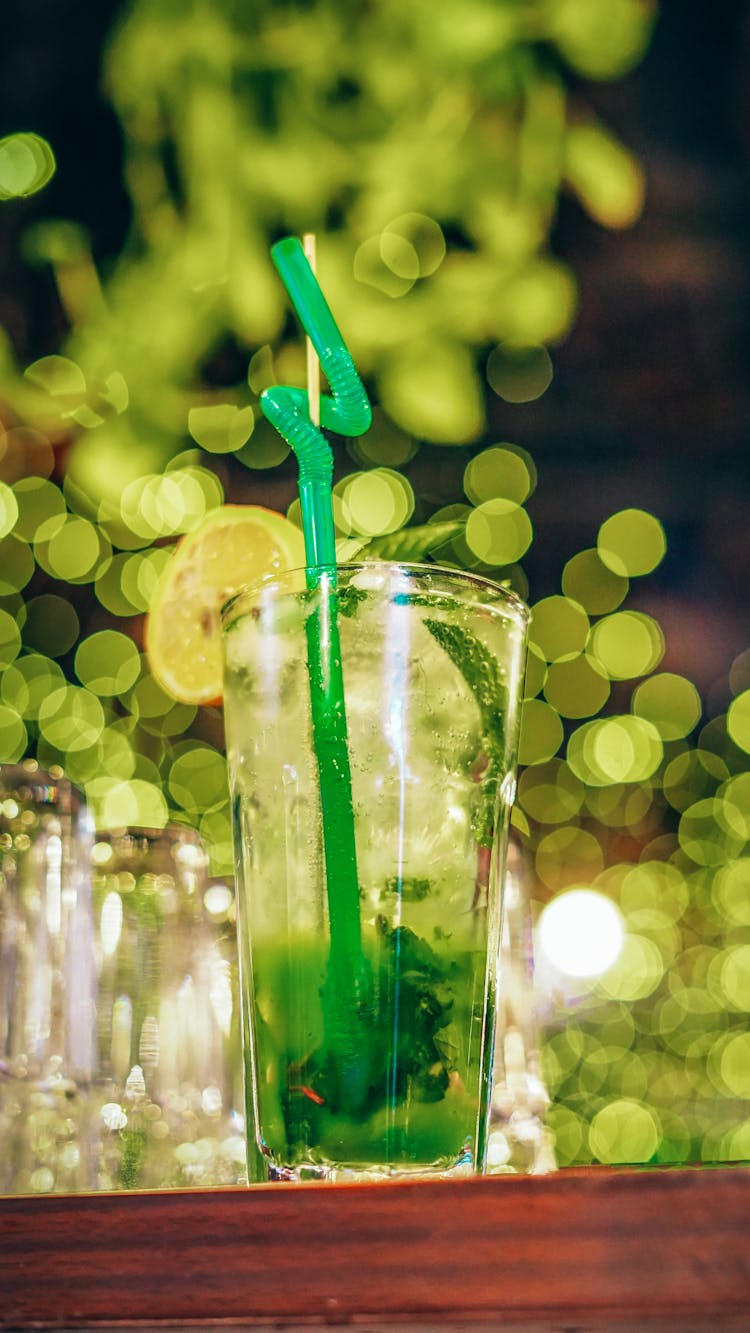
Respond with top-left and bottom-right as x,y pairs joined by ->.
261,240 -> 371,565
262,347 -> 371,438
265,237 -> 372,432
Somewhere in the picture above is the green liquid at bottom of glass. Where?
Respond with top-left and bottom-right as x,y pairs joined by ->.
244,925 -> 495,1182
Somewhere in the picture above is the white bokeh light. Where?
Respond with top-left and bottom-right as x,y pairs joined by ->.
538,888 -> 624,978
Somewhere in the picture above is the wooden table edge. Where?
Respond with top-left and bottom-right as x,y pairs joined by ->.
2,1165 -> 749,1329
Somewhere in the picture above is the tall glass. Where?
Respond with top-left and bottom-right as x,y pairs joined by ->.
223,563 -> 528,1181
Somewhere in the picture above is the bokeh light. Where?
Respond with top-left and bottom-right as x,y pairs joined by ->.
237,421 -> 291,470
1,654 -> 64,718
662,747 -> 728,812
597,508 -> 666,577
518,699 -> 564,765
562,547 -> 629,614
12,477 -> 66,540
465,498 -> 533,564
120,474 -> 192,541
0,535 -> 35,595
589,1100 -> 660,1165
87,778 -> 169,831
598,934 -> 665,1002
120,549 -> 172,613
719,946 -> 750,1011
567,716 -> 663,786
188,404 -> 255,454
620,861 -> 689,924
94,549 -> 173,617
632,672 -> 702,740
47,515 -> 102,581
544,653 -> 610,718
37,684 -> 105,752
517,760 -> 584,825
75,631 -> 141,696
383,213 -> 446,276
0,705 -> 27,762
712,859 -> 750,926
25,354 -> 87,399
379,231 -> 419,284
21,595 -> 80,658
0,611 -> 21,670
678,797 -> 746,867
463,445 -> 534,506
354,235 -> 416,297
727,690 -> 750,753
522,645 -> 548,700
340,468 -> 415,536
719,1035 -> 750,1098
0,483 -> 19,539
199,806 -> 235,876
538,888 -> 624,978
0,132 -> 56,199
168,745 -> 229,816
536,827 -> 604,891
531,596 -> 590,663
729,648 -> 750,696
589,610 -> 664,679
486,344 -> 553,403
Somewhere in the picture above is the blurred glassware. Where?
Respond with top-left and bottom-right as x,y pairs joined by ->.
1,791 -> 246,1195
488,835 -> 557,1175
88,825 -> 246,1190
0,761 -> 97,1194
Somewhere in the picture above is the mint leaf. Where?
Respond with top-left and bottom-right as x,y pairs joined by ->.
433,1021 -> 463,1072
424,617 -> 509,844
360,520 -> 464,563
384,874 -> 431,901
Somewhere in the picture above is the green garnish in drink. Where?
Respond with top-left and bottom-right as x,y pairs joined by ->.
248,916 -> 492,1176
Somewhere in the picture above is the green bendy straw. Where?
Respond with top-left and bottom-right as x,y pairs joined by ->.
260,236 -> 372,1110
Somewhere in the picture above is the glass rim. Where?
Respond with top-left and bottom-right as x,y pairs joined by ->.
221,559 -> 530,628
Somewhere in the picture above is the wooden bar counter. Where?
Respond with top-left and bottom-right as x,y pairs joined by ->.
2,1166 -> 749,1331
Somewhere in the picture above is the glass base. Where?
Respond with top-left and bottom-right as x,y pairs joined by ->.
264,1143 -> 477,1183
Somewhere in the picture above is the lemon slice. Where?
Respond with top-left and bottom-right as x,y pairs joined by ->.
145,504 -> 305,705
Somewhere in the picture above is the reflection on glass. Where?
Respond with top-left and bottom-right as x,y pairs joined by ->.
489,836 -> 557,1175
89,826 -> 246,1190
0,761 -> 95,1194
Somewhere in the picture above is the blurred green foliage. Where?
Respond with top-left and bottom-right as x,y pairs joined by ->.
2,0 -> 749,1170
2,0 -> 653,489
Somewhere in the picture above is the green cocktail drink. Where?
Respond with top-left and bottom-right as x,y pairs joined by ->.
223,562 -> 528,1181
